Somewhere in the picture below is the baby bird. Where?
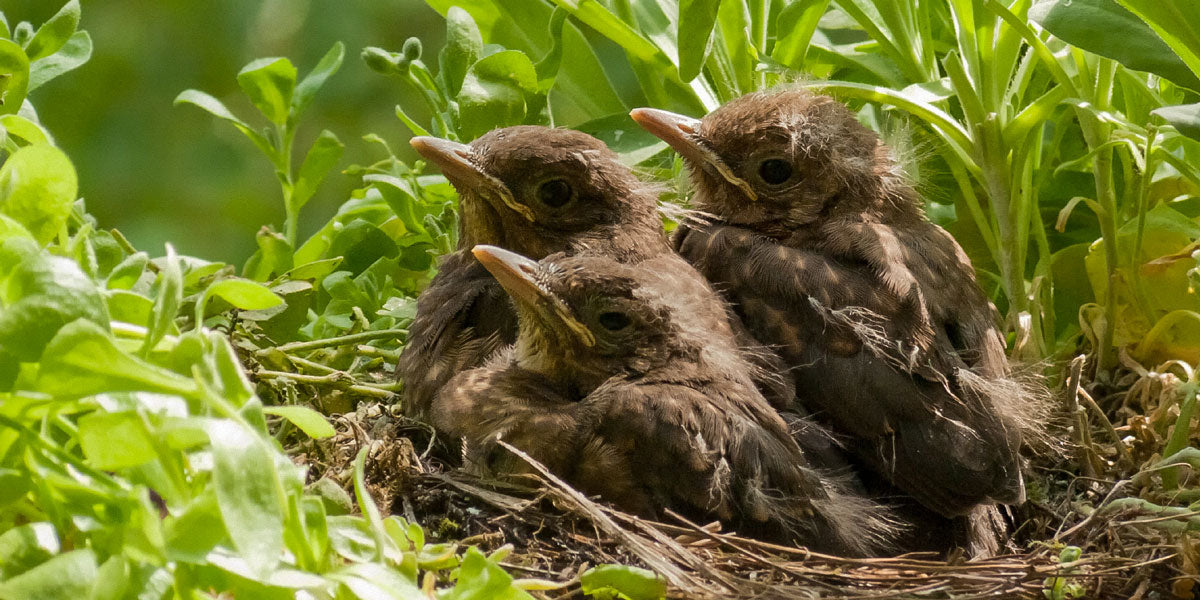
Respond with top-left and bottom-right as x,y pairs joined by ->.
398,126 -> 793,421
632,89 -> 1038,521
397,127 -> 668,420
435,245 -> 899,556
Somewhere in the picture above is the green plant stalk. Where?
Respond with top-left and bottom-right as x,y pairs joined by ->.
279,121 -> 299,248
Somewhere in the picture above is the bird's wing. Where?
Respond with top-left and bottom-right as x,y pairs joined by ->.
579,377 -> 897,555
397,250 -> 517,420
675,223 -> 1023,516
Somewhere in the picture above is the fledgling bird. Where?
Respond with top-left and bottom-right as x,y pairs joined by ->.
435,245 -> 899,556
397,126 -> 793,421
631,90 -> 1041,523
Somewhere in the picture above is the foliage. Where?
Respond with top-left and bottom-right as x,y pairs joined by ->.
4,0 -> 1200,597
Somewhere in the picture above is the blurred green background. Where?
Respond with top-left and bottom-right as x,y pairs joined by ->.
4,0 -> 444,263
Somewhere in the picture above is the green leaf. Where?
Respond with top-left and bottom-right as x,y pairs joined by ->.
142,245 -> 182,357
0,113 -> 51,145
198,278 -> 284,324
0,143 -> 76,245
237,57 -> 297,125
457,50 -> 539,139
291,41 -> 345,117
22,0 -> 79,61
534,8 -> 567,93
174,89 -> 277,161
291,130 -> 344,213
0,549 -> 96,600
677,0 -> 720,82
365,175 -> 431,240
0,250 -> 108,362
1153,102 -> 1200,143
1030,0 -> 1200,91
104,251 -> 148,290
206,419 -> 287,577
78,411 -> 156,470
244,227 -> 292,282
574,113 -> 667,166
37,319 -> 199,399
580,564 -> 666,600
28,30 -> 90,91
263,406 -> 336,439
440,6 -> 484,98
772,0 -> 832,69
444,547 -> 535,600
1115,0 -> 1200,87
0,522 -> 60,580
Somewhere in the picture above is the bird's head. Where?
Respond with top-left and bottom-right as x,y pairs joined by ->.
411,126 -> 664,259
471,244 -> 684,391
632,89 -> 910,232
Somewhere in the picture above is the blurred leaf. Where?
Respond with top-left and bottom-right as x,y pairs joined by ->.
0,143 -> 77,245
37,319 -> 198,399
677,0 -> 720,82
534,9 -> 567,92
78,411 -> 156,470
457,50 -> 539,139
440,7 -> 484,98
207,419 -> 287,577
772,0 -> 831,69
443,547 -> 534,600
1136,309 -> 1200,365
580,564 -> 666,600
284,257 -> 342,281
291,41 -> 345,117
1030,0 -> 1200,91
1116,0 -> 1200,85
28,31 -> 90,91
366,175 -> 431,240
23,0 -> 79,62
574,113 -> 667,165
1153,102 -> 1200,143
174,90 -> 277,162
0,548 -> 96,600
0,113 -> 51,145
262,406 -> 336,439
0,251 -> 108,362
142,245 -> 182,357
106,289 -> 153,327
0,522 -> 60,581
104,252 -> 148,290
237,57 -> 297,125
292,130 -> 344,213
244,227 -> 292,282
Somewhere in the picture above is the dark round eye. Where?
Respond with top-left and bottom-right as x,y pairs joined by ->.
758,159 -> 793,185
537,179 -> 573,208
597,311 -> 632,331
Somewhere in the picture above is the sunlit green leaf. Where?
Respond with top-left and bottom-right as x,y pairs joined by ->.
263,406 -> 336,439
207,419 -> 287,577
1153,102 -> 1200,143
0,250 -> 108,362
38,319 -> 198,398
79,411 -> 156,470
580,564 -> 666,600
29,30 -> 91,91
22,0 -> 79,62
677,0 -> 720,82
440,7 -> 484,98
237,57 -> 297,125
0,548 -> 96,600
0,143 -> 77,245
457,50 -> 539,139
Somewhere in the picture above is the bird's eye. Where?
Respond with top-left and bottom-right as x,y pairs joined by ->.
597,311 -> 632,331
536,179 -> 573,208
758,159 -> 793,185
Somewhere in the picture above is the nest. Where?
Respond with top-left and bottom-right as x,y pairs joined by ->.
289,391 -> 1193,599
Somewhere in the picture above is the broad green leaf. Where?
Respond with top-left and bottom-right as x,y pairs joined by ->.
1137,309 -> 1200,366
37,319 -> 199,398
244,227 -> 293,282
291,41 -> 344,117
1153,102 -> 1200,143
329,563 -> 424,600
174,90 -> 277,162
0,143 -> 76,245
440,7 -> 484,98
104,251 -> 148,290
78,411 -> 156,470
534,8 -> 567,93
580,564 -> 667,600
200,278 -> 284,322
443,547 -> 535,600
207,419 -> 287,576
142,245 -> 182,357
677,0 -> 721,82
105,289 -> 153,327
22,0 -> 79,61
237,57 -> 297,125
263,406 -> 336,439
291,130 -> 344,212
1029,0 -> 1200,91
772,0 -> 832,69
28,30 -> 91,91
325,219 -> 400,275
0,113 -> 51,145
0,549 -> 96,600
1116,0 -> 1200,86
0,522 -> 59,580
574,113 -> 667,166
238,280 -> 312,341
0,39 -> 27,115
366,175 -> 431,239
0,250 -> 108,362
457,50 -> 539,139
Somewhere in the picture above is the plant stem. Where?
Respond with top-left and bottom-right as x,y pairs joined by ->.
258,328 -> 409,355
